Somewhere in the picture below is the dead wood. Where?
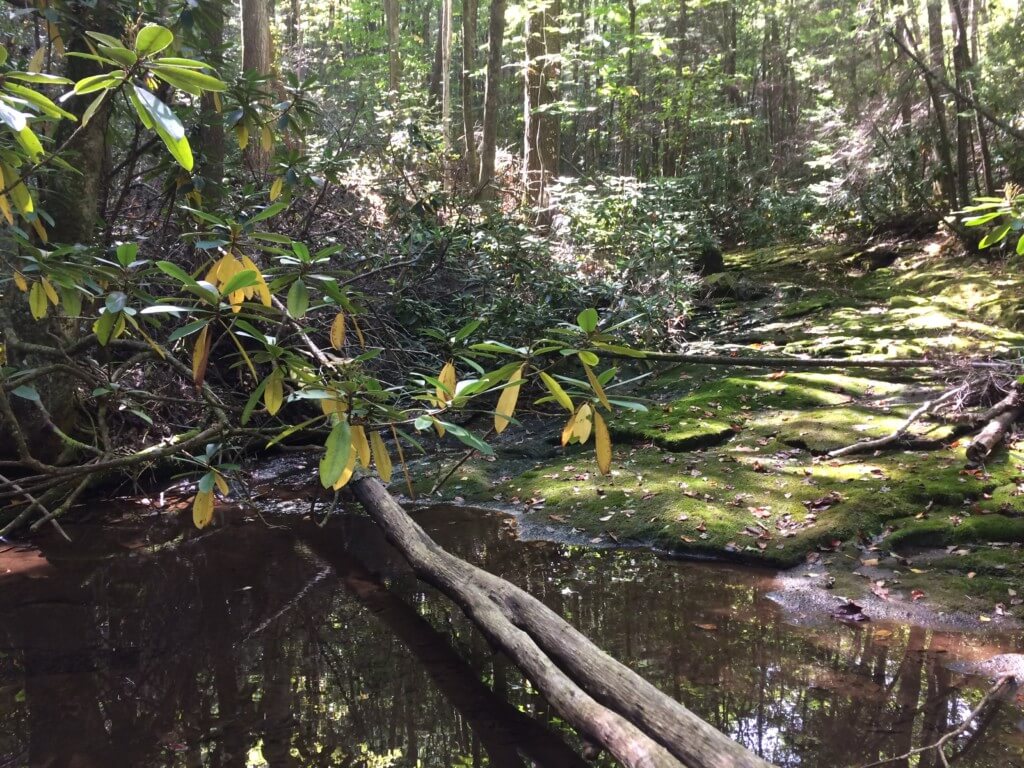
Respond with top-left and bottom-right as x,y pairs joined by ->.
967,403 -> 1022,464
350,475 -> 777,768
828,386 -> 963,458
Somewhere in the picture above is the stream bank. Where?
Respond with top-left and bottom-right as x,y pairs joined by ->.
413,240 -> 1024,626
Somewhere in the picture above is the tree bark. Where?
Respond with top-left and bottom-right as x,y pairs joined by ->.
384,0 -> 401,94
461,0 -> 479,185
917,4 -> 959,209
523,0 -> 560,227
477,0 -> 507,198
349,476 -> 777,768
947,0 -> 972,205
199,0 -> 226,205
242,0 -> 274,173
441,0 -> 454,152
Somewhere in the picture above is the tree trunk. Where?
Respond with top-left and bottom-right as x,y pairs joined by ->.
441,0 -> 454,152
523,0 -> 560,227
947,0 -> 972,205
477,0 -> 507,198
199,0 -> 226,205
242,0 -> 274,174
919,4 -> 958,209
384,0 -> 401,94
349,476 -> 777,768
461,0 -> 479,185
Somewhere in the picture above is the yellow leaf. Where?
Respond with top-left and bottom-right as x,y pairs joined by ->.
584,363 -> 611,410
269,176 -> 283,201
193,489 -> 214,528
539,371 -> 573,412
2,164 -> 33,215
391,424 -> 415,498
240,255 -> 271,307
436,361 -> 456,406
27,46 -> 45,74
192,324 -> 211,385
28,281 -> 47,319
13,271 -> 28,292
352,316 -> 366,347
31,217 -> 47,243
594,410 -> 612,475
370,430 -> 392,483
351,425 -> 371,468
260,125 -> 273,152
213,92 -> 222,112
0,193 -> 14,225
330,311 -> 346,350
321,395 -> 347,416
561,410 -> 577,447
331,445 -> 358,490
495,364 -> 525,434
573,403 -> 593,444
47,22 -> 63,55
41,277 -> 58,305
235,123 -> 249,150
213,472 -> 229,496
264,368 -> 284,415
432,416 -> 446,437
204,253 -> 231,284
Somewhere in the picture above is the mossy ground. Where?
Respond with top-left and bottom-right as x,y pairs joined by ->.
415,241 -> 1024,617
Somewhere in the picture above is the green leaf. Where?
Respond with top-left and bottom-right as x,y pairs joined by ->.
577,350 -> 599,366
319,419 -> 351,487
15,126 -> 43,160
2,84 -> 75,120
539,371 -> 574,411
241,375 -> 270,425
220,269 -> 259,296
73,72 -> 124,94
1017,234 -> 1024,256
150,64 -> 226,95
156,260 -> 200,287
156,57 -> 214,69
98,45 -> 137,67
11,384 -> 40,402
248,202 -> 287,224
0,100 -> 26,131
577,308 -> 599,333
81,90 -> 109,127
979,223 -> 1012,249
135,24 -> 174,56
132,85 -> 193,170
286,278 -> 309,318
436,421 -> 494,455
6,72 -> 73,85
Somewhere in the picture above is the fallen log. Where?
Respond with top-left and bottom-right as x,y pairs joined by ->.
967,404 -> 1023,464
350,475 -> 777,768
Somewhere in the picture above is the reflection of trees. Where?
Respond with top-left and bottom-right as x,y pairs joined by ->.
0,509 -> 1021,768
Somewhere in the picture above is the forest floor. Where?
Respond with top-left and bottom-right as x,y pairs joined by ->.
412,238 -> 1024,628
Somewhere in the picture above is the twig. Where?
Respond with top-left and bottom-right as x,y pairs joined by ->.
857,675 -> 1016,768
829,386 -> 964,458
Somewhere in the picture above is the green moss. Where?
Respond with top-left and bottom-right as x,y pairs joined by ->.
887,514 -> 1024,549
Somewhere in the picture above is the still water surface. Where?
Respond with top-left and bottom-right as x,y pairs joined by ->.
1,504 -> 1022,768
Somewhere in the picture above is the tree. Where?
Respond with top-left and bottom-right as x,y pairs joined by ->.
461,0 -> 479,185
477,0 -> 507,197
523,0 -> 560,225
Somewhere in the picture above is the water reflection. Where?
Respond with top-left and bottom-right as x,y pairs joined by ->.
0,505 -> 1022,768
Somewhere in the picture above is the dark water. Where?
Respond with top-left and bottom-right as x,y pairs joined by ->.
1,504 -> 1022,768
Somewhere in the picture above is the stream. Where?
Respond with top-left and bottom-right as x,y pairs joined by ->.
1,502 -> 1023,768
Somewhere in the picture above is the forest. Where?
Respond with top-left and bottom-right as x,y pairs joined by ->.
0,0 -> 1023,766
